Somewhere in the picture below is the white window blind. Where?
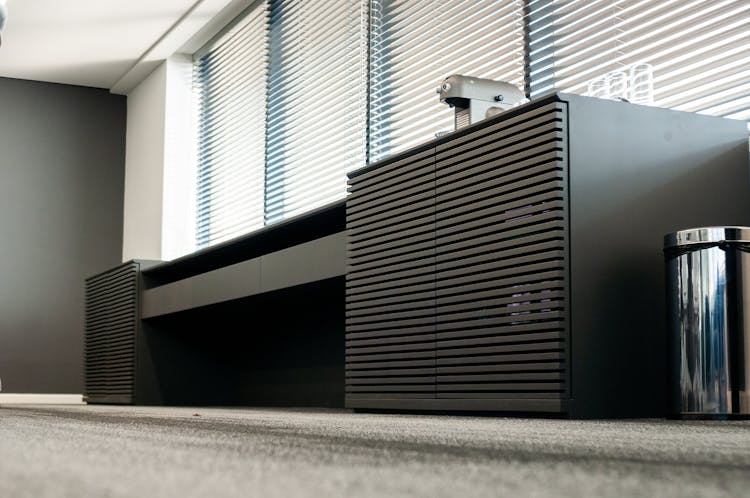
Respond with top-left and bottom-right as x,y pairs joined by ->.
526,0 -> 750,121
194,1 -> 269,249
192,0 -> 749,254
369,0 -> 526,162
265,0 -> 367,223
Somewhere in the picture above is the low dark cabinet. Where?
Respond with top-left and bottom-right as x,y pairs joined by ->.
84,260 -> 158,404
345,92 -> 750,417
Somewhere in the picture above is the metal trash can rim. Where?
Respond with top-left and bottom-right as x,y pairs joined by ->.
664,226 -> 750,250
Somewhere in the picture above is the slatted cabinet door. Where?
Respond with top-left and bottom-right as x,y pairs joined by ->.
433,102 -> 570,407
345,146 -> 437,404
85,261 -> 140,404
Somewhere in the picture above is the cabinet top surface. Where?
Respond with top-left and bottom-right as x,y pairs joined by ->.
350,92 -> 568,179
350,91 -> 746,180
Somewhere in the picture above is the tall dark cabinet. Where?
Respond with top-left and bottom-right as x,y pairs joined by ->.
84,260 -> 159,404
345,92 -> 750,417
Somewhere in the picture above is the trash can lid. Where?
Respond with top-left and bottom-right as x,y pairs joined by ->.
664,226 -> 750,249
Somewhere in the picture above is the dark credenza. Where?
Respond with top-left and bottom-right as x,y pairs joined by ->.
345,92 -> 750,418
84,202 -> 346,406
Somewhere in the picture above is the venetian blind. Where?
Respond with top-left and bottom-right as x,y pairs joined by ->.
526,0 -> 750,121
368,0 -> 527,162
265,0 -> 368,223
194,1 -> 269,248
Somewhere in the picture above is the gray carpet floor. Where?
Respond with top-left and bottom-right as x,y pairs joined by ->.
1,405 -> 749,498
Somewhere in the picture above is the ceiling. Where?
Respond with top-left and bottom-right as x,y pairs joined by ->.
0,0 -> 217,91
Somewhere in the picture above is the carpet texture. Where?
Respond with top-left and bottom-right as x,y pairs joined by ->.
1,405 -> 749,498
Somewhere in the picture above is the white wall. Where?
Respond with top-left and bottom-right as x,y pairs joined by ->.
122,62 -> 167,262
122,57 -> 195,263
162,55 -> 197,261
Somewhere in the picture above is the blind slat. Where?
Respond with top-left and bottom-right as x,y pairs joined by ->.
264,0 -> 366,224
369,0 -> 526,162
192,0 -> 749,255
194,1 -> 269,248
525,0 -> 750,124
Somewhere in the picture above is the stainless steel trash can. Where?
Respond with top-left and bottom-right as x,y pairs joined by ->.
665,227 -> 750,419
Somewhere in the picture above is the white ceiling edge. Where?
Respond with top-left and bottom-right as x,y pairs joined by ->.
110,0 -> 255,95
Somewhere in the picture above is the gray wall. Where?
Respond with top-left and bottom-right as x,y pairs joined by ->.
0,77 -> 126,393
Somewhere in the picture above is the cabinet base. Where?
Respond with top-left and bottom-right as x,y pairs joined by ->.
346,397 -> 566,414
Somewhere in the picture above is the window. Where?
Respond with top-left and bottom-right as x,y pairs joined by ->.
191,0 -> 750,252
265,0 -> 367,223
193,0 -> 366,249
194,1 -> 269,248
368,0 -> 527,162
526,0 -> 750,120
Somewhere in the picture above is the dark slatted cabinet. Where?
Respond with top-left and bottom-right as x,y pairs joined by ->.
433,101 -> 568,408
84,260 -> 158,404
346,92 -> 750,417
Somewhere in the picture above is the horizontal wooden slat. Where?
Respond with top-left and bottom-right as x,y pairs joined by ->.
347,196 -> 434,231
436,126 -> 565,177
436,196 -> 564,243
437,331 -> 564,350
437,360 -> 563,376
85,267 -> 137,289
346,341 -> 435,355
436,151 -> 564,195
438,254 -> 565,290
437,350 -> 564,367
437,392 -> 563,399
346,259 -> 435,286
347,285 -> 434,306
437,223 -> 565,265
346,308 -> 435,326
436,172 -> 563,215
345,358 -> 436,370
347,204 -> 434,239
346,393 -> 436,400
345,397 -> 566,411
346,297 -> 434,316
348,157 -> 433,191
346,349 -> 435,363
436,312 -> 565,333
85,261 -> 138,404
346,275 -> 435,298
347,162 -> 434,207
437,340 -> 564,359
438,371 -> 564,383
436,260 -> 565,293
435,102 -> 565,154
436,322 -> 564,341
348,146 -> 434,185
347,179 -> 434,215
346,317 -> 437,333
346,385 -> 436,393
348,237 -> 435,267
346,367 -> 437,378
437,383 -> 563,392
437,279 -> 563,306
348,224 -> 435,255
438,289 -> 564,315
346,376 -> 436,385
347,248 -> 434,275
345,326 -> 435,341
439,240 -> 564,275
438,119 -> 562,166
